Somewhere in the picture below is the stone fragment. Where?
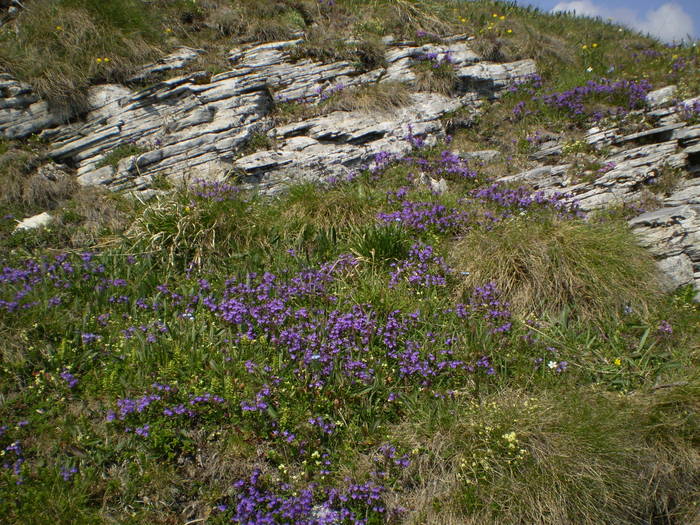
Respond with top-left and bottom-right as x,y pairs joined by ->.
645,85 -> 677,107
13,212 -> 53,232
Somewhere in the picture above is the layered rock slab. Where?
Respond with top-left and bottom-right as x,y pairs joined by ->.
499,100 -> 700,297
0,38 -> 535,196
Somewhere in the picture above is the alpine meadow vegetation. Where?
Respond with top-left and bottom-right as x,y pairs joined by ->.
1,1 -> 699,524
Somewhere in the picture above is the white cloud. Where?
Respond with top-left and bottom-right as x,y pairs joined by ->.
551,1 -> 695,42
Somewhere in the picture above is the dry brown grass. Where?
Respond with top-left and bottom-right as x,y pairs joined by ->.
324,82 -> 412,113
0,148 -> 38,204
450,215 -> 661,321
378,385 -> 700,525
414,62 -> 458,95
202,0 -> 305,42
66,187 -> 133,247
0,4 -> 160,116
22,165 -> 77,209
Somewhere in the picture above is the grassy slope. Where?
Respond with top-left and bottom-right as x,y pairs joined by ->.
1,1 -> 699,524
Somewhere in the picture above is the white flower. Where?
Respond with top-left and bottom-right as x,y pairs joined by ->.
548,360 -> 557,369
586,66 -> 593,73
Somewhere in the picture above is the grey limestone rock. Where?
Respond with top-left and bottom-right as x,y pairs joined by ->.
500,99 -> 700,297
2,40 -> 698,297
0,37 -> 534,198
13,212 -> 53,232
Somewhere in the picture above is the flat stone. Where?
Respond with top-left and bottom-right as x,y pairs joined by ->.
459,150 -> 501,163
645,85 -> 677,107
13,212 -> 53,232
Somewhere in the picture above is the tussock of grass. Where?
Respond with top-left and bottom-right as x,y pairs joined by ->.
203,0 -> 307,42
385,386 -> 700,525
414,60 -> 458,95
348,222 -> 412,266
450,215 -> 660,321
282,181 -> 381,231
0,0 -> 162,116
0,148 -> 39,204
324,82 -> 412,113
127,188 -> 268,268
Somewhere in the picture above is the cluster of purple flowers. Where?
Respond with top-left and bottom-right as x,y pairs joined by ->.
60,465 -> 78,481
597,162 -> 617,175
455,282 -> 513,335
471,183 -> 581,217
541,78 -> 651,114
60,369 -> 79,389
389,242 -> 452,289
212,255 -> 481,398
513,77 -> 653,122
402,150 -> 478,182
2,440 -> 24,484
120,320 -> 168,343
509,73 -> 544,94
469,355 -> 495,375
417,50 -> 455,68
316,82 -> 346,101
0,253 -> 106,312
221,469 -> 390,524
373,444 -> 411,476
657,320 -> 673,335
191,179 -> 241,201
308,416 -> 337,435
105,384 -> 227,439
678,99 -> 700,121
378,200 -> 469,232
241,385 -> 271,412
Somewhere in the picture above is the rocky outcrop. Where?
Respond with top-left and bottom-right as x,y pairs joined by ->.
0,38 -> 535,197
1,38 -> 698,298
498,90 -> 700,298
14,212 -> 53,232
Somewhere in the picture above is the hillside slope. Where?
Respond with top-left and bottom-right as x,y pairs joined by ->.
0,1 -> 699,524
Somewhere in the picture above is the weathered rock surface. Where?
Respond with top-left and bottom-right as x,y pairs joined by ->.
13,212 -> 53,232
1,38 -> 534,195
499,100 -> 700,297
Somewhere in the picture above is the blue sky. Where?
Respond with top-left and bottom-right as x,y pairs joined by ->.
513,0 -> 698,41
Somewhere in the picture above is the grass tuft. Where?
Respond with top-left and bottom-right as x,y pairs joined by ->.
450,215 -> 661,321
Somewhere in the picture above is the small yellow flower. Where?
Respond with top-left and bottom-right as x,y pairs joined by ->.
672,54 -> 679,59
165,27 -> 173,34
582,44 -> 588,49
506,29 -> 513,34
499,15 -> 505,20
55,26 -> 63,31
492,13 -> 498,18
502,431 -> 517,443
614,358 -> 622,366
103,57 -> 110,63
96,58 -> 103,63
591,43 -> 598,48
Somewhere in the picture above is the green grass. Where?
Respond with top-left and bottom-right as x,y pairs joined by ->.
1,159 -> 698,522
2,0 -> 688,117
96,144 -> 149,170
1,1 -> 700,523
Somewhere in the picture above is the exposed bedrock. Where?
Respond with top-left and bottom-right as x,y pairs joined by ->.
1,39 -> 699,297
